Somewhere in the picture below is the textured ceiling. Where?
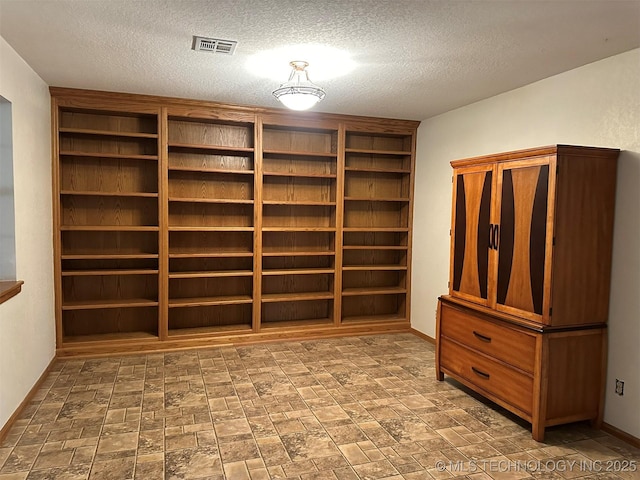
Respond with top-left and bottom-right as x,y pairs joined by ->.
1,0 -> 639,120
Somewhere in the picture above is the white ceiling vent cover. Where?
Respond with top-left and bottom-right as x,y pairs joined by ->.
192,36 -> 238,55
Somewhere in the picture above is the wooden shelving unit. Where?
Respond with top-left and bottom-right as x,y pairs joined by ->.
259,123 -> 338,330
166,110 -> 256,337
51,88 -> 418,356
55,105 -> 161,345
340,130 -> 415,324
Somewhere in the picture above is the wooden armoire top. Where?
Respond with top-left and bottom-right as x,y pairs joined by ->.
450,144 -> 620,168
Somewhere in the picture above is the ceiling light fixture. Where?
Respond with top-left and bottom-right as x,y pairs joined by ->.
272,61 -> 325,111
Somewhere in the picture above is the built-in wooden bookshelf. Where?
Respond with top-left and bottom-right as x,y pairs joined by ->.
51,88 -> 418,356
166,109 -> 256,338
260,123 -> 338,330
341,129 -> 414,324
54,105 -> 161,346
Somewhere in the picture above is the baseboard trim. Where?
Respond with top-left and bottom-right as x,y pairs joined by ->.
601,422 -> 640,449
410,328 -> 436,345
0,356 -> 57,444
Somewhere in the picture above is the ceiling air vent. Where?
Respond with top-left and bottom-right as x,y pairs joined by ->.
192,36 -> 238,55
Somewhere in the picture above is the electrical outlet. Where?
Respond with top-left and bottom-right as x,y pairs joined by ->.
615,379 -> 624,396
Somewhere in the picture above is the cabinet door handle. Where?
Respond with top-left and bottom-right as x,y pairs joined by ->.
493,224 -> 499,250
489,224 -> 495,249
471,367 -> 491,380
473,331 -> 492,343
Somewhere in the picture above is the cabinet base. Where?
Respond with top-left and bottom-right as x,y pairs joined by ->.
436,297 -> 606,442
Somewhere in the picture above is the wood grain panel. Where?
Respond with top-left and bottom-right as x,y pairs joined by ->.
262,231 -> 334,254
262,300 -> 333,324
439,302 -> 536,373
263,153 -> 336,176
169,230 -> 253,256
168,170 -> 253,201
343,231 -> 407,247
343,201 -> 405,228
499,165 -> 539,313
263,176 -> 335,203
169,277 -> 252,299
343,270 -> 404,289
342,249 -> 405,267
262,274 -> 332,295
263,127 -> 336,154
263,255 -> 333,271
168,202 -> 253,227
440,337 -> 533,414
262,205 -> 334,228
168,119 -> 253,148
344,171 -> 405,198
170,256 -> 252,273
168,304 -> 252,331
551,154 -> 618,326
60,110 -> 158,134
345,133 -> 411,152
546,330 -> 604,422
61,157 -> 158,194
168,152 -> 253,172
457,171 -> 486,299
529,165 -> 549,315
60,134 -> 157,156
61,196 -> 158,226
345,153 -> 410,171
61,231 -> 158,255
342,294 -> 403,319
63,307 -> 158,338
62,274 -> 158,304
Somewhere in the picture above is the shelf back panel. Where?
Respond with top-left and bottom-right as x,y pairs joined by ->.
63,307 -> 159,337
61,156 -> 158,194
341,294 -> 406,318
168,152 -> 253,172
263,127 -> 337,154
262,231 -> 335,253
169,304 -> 252,330
60,110 -> 158,134
262,299 -> 333,324
263,153 -> 336,176
169,231 -> 253,255
168,119 -> 254,148
61,231 -> 158,256
61,196 -> 158,227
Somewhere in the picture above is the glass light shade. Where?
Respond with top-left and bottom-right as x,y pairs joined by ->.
273,61 -> 326,111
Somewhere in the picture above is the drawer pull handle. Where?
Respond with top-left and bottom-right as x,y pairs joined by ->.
473,331 -> 492,343
472,367 -> 490,380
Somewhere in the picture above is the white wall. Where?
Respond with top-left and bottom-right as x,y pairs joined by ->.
412,48 -> 640,438
0,37 -> 54,430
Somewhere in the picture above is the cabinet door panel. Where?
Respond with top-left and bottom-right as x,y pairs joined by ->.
495,159 -> 552,321
450,166 -> 492,305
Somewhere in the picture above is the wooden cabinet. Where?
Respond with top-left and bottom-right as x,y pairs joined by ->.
438,145 -> 619,441
51,89 -> 418,356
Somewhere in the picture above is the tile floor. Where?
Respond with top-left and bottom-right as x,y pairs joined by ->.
0,334 -> 638,479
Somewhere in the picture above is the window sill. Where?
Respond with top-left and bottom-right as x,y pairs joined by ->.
0,280 -> 24,305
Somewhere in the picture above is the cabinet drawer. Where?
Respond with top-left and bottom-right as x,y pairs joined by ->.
440,302 -> 536,373
440,337 -> 533,415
